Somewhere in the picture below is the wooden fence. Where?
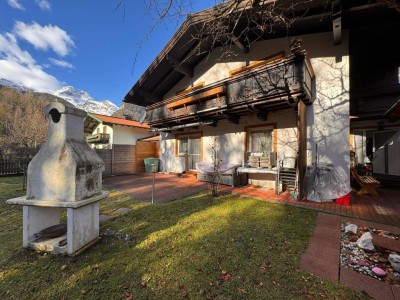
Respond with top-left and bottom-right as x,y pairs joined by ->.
0,142 -> 159,177
96,141 -> 159,176
0,159 -> 30,176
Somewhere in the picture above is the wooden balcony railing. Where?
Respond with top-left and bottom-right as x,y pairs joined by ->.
86,133 -> 110,144
146,52 -> 315,127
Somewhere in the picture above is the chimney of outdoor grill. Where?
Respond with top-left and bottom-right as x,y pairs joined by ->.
27,102 -> 104,202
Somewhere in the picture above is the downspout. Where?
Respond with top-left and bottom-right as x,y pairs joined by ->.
150,120 -> 215,132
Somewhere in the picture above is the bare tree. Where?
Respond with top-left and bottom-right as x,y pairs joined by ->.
209,137 -> 222,197
0,88 -> 48,159
117,0 -> 400,68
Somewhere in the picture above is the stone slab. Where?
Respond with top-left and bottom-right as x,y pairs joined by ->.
29,234 -> 67,254
340,267 -> 394,300
392,285 -> 400,300
7,191 -> 109,208
300,253 -> 339,282
99,214 -> 113,222
114,207 -> 131,214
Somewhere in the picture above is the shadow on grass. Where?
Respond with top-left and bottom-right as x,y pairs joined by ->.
0,178 -> 364,299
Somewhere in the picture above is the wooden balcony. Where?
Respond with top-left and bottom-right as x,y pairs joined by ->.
146,52 -> 315,128
86,133 -> 110,144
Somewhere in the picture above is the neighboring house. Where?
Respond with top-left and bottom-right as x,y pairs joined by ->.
123,1 -> 400,196
85,113 -> 150,149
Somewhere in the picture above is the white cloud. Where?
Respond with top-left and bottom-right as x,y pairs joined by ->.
0,60 -> 61,92
0,32 -> 62,93
7,0 -> 24,10
48,58 -> 74,69
0,33 -> 36,66
13,21 -> 75,57
35,0 -> 51,11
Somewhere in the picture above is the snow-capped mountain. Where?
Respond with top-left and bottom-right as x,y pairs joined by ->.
53,86 -> 119,116
0,79 -> 119,116
0,78 -> 33,93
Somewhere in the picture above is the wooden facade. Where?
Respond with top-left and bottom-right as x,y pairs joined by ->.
96,141 -> 159,176
146,53 -> 314,129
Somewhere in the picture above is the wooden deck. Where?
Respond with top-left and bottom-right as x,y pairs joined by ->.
226,185 -> 400,227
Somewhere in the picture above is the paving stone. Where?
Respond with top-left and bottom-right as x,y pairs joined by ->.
313,223 -> 341,239
300,253 -> 339,282
392,285 -> 400,300
304,242 -> 339,265
308,234 -> 340,251
99,214 -> 112,222
317,212 -> 341,223
340,267 -> 394,300
114,207 -> 131,214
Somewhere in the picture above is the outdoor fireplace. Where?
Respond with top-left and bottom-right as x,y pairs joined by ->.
7,102 -> 109,255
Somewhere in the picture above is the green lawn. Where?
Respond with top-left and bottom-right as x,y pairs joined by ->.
0,176 -> 364,299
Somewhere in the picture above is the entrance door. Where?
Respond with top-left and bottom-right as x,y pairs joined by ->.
187,136 -> 201,170
177,133 -> 201,171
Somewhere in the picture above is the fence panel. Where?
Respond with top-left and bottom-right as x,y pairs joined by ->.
0,159 -> 30,176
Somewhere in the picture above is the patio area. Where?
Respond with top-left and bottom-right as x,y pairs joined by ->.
103,173 -> 400,227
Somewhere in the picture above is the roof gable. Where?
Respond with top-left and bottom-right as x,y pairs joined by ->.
90,113 -> 150,129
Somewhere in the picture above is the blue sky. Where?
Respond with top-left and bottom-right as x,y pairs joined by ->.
0,0 -> 214,106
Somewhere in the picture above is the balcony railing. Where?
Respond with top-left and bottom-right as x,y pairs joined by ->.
146,53 -> 315,127
86,133 -> 110,144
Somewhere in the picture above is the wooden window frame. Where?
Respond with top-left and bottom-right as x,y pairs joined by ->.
175,131 -> 203,159
244,123 -> 277,153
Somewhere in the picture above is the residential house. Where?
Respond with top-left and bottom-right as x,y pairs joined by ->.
85,113 -> 150,149
123,0 -> 400,196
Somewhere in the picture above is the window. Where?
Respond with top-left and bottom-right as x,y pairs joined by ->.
176,132 -> 202,170
246,124 -> 276,154
176,133 -> 201,156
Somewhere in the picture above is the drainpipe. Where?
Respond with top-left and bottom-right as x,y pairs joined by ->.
150,120 -> 214,132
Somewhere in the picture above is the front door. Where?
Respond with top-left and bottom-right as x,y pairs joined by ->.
177,133 -> 201,171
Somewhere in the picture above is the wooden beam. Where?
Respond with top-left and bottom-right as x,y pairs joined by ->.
229,51 -> 285,77
332,0 -> 342,45
227,115 -> 240,124
231,35 -> 249,54
167,55 -> 194,77
297,100 -> 307,200
256,111 -> 268,121
138,89 -> 162,103
166,86 -> 226,109
176,82 -> 205,96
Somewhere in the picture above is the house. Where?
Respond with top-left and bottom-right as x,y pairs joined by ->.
123,0 -> 400,196
84,113 -> 160,175
85,113 -> 150,149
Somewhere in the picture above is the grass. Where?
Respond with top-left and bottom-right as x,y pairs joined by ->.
0,176 -> 365,300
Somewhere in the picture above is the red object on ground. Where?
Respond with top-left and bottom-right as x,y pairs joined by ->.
336,193 -> 351,206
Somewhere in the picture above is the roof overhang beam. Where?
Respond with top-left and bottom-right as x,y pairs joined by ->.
332,0 -> 342,45
167,55 -> 194,78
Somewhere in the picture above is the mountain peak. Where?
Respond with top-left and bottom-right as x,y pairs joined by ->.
0,79 -> 118,116
0,78 -> 33,93
53,86 -> 118,116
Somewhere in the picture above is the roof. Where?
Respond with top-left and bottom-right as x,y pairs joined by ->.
90,113 -> 150,129
139,135 -> 160,142
123,0 -> 396,107
383,98 -> 400,120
